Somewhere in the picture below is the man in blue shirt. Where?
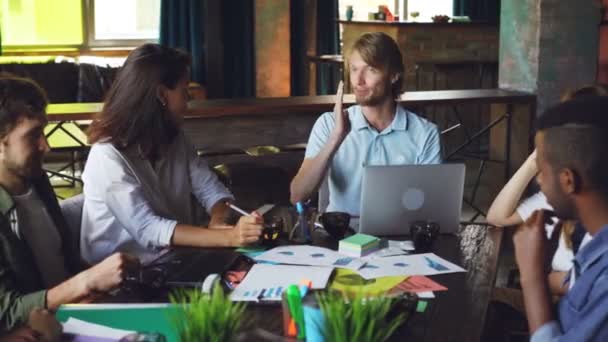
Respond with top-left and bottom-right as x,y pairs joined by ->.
513,96 -> 608,341
290,32 -> 441,215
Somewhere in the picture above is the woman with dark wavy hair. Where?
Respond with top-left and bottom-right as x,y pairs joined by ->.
81,44 -> 262,263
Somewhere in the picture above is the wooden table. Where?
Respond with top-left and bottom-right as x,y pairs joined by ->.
86,223 -> 502,342
244,224 -> 504,342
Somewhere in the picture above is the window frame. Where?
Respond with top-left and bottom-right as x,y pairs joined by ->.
1,0 -> 159,53
84,0 -> 159,49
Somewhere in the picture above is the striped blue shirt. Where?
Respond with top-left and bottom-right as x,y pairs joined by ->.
531,224 -> 608,341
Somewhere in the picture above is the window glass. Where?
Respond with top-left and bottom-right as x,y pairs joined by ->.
0,0 -> 83,47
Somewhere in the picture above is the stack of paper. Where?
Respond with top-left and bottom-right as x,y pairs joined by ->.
339,233 -> 380,257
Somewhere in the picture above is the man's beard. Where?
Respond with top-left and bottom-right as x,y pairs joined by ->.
5,155 -> 44,180
546,184 -> 577,221
354,81 -> 392,106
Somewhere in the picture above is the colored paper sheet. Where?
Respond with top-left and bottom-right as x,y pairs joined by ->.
236,246 -> 267,254
390,275 -> 448,294
235,246 -> 269,260
329,268 -> 407,298
416,301 -> 429,312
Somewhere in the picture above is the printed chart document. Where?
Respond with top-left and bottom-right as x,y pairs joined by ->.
253,245 -> 365,270
356,253 -> 466,279
230,264 -> 333,302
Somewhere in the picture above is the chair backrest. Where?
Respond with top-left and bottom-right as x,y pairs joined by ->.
59,194 -> 84,246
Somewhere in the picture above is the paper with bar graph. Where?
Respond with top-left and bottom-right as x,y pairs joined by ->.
230,264 -> 333,302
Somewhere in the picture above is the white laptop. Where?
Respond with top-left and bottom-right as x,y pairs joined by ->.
359,164 -> 466,236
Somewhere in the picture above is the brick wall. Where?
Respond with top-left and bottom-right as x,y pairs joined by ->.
341,22 -> 499,91
499,0 -> 599,114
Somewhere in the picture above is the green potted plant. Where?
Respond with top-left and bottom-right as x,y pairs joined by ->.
315,291 -> 412,342
169,286 -> 247,342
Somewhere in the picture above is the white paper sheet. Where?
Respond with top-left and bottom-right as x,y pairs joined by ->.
230,264 -> 333,302
61,303 -> 170,310
361,246 -> 408,260
388,240 -> 415,251
356,253 -> 466,279
417,291 -> 435,299
62,317 -> 135,339
253,245 -> 365,270
256,204 -> 275,215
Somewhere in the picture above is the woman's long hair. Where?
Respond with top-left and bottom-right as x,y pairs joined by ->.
87,44 -> 191,159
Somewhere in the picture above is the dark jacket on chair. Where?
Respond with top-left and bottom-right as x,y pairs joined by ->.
0,175 -> 81,331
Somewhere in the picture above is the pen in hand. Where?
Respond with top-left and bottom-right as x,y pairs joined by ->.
226,202 -> 252,217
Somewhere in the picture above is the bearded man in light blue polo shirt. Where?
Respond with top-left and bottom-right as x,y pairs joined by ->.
290,32 -> 442,215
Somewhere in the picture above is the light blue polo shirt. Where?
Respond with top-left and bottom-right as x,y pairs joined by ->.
305,104 -> 442,215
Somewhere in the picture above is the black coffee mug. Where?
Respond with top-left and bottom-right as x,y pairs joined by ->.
409,221 -> 440,253
319,212 -> 354,240
261,216 -> 284,245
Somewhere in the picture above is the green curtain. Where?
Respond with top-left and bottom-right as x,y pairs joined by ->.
159,0 -> 205,84
316,0 -> 340,95
221,0 -> 255,98
290,0 -> 307,96
453,0 -> 501,23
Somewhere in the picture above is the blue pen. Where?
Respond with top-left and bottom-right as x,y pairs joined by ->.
296,202 -> 311,242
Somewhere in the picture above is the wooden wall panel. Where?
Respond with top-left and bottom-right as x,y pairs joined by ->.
255,0 -> 291,97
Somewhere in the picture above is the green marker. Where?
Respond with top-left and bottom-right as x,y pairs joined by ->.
286,284 -> 306,339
